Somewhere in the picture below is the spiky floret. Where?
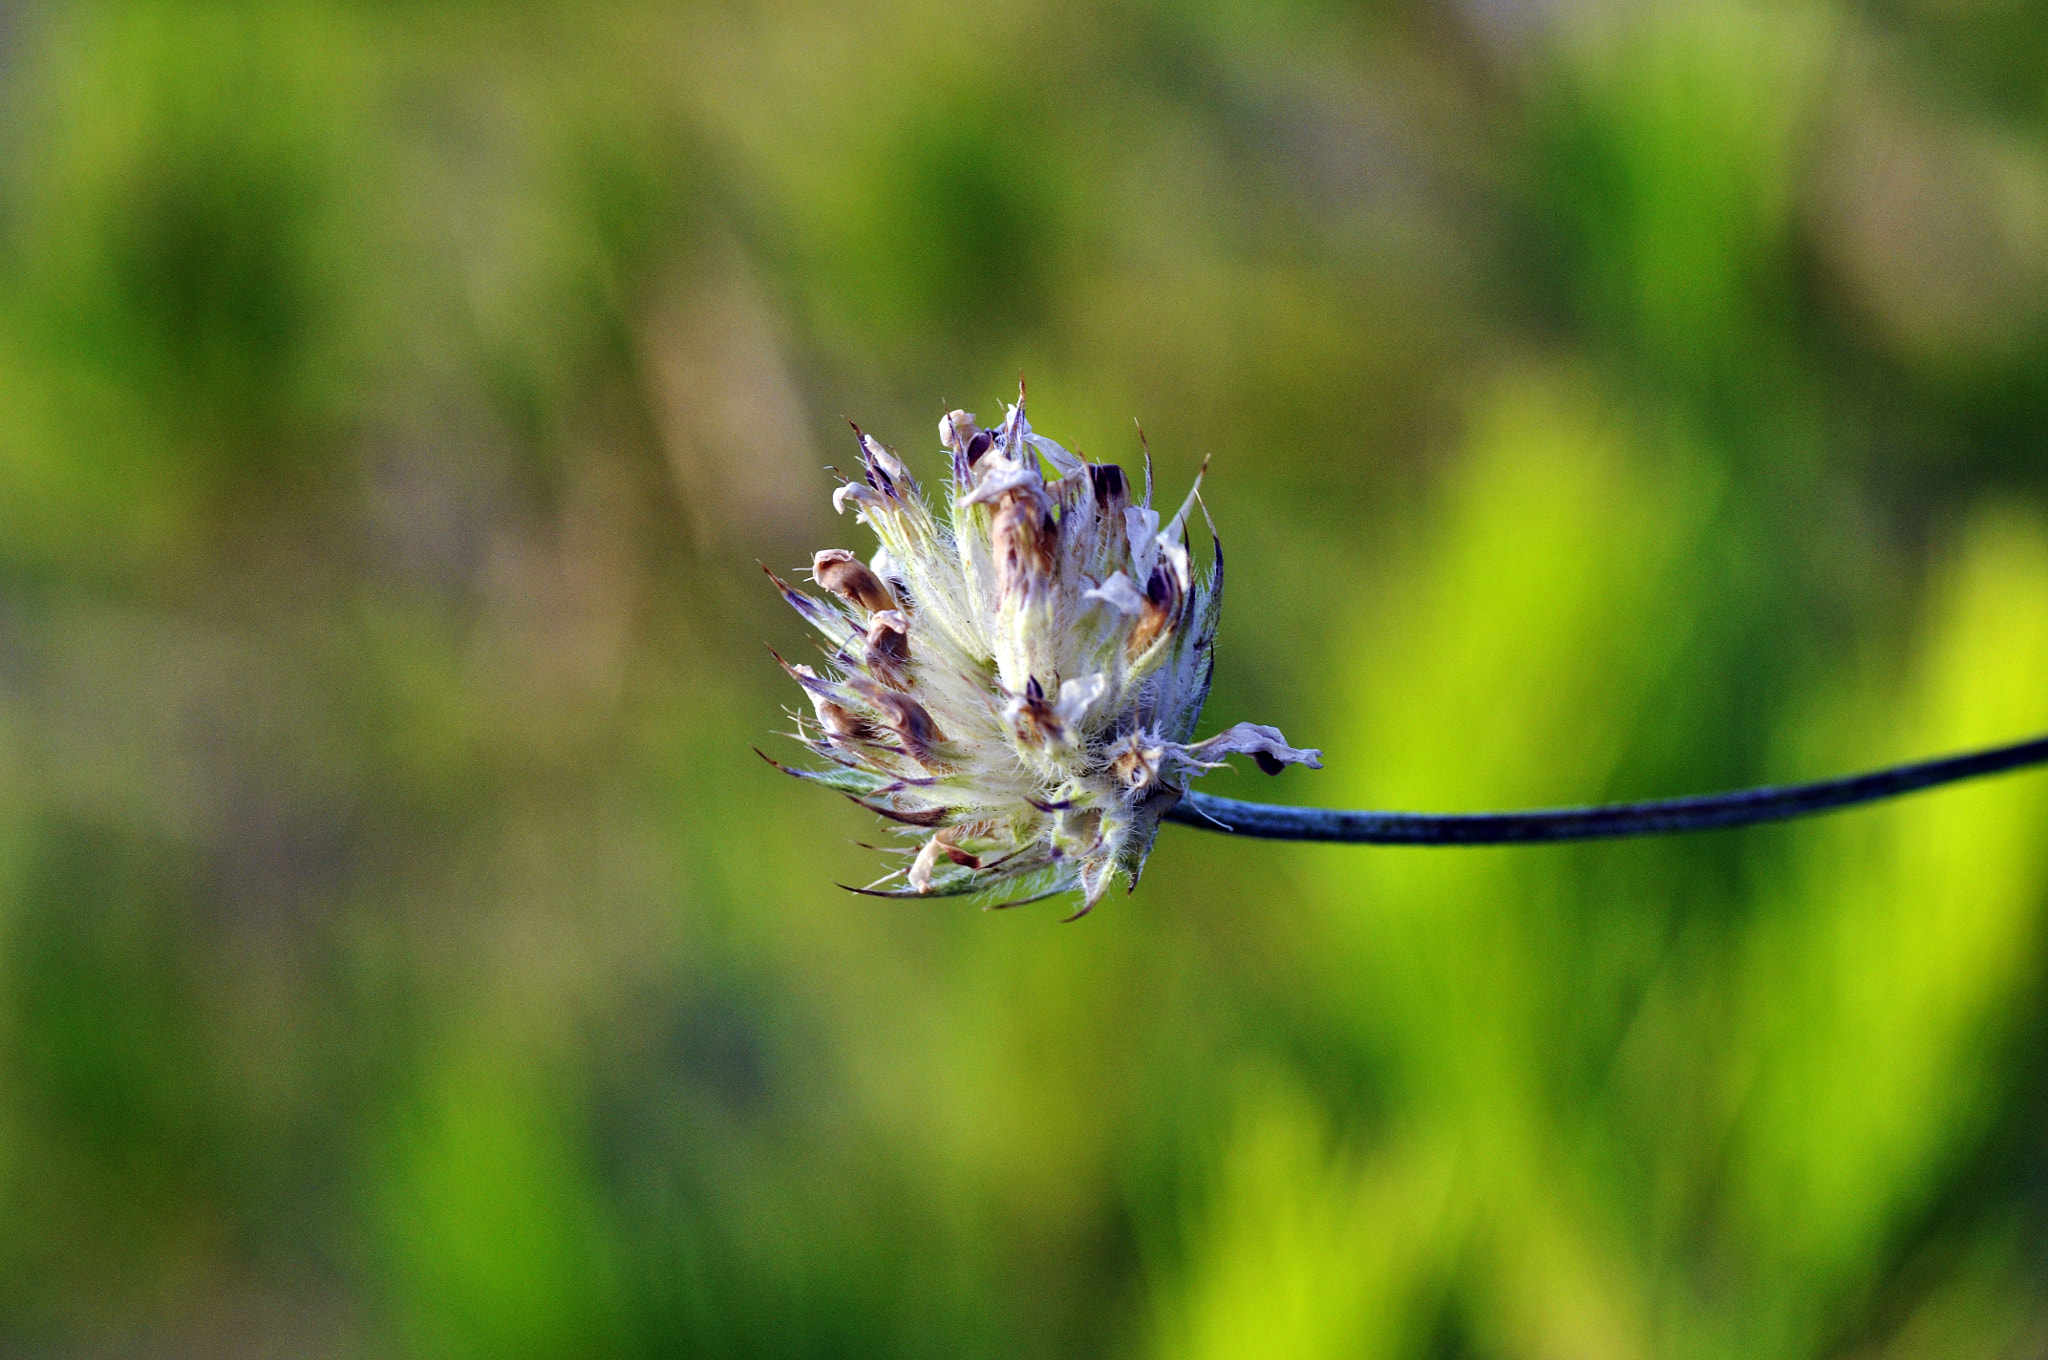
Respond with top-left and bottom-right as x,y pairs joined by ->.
765,393 -> 1321,918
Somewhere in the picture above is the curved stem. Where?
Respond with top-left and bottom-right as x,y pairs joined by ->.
1165,733 -> 2048,845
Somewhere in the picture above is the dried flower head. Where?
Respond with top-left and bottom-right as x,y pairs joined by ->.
763,392 -> 1320,917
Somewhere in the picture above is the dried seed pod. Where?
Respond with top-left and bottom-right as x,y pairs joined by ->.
850,677 -> 946,765
812,549 -> 897,614
989,485 -> 1058,602
783,662 -> 878,745
864,609 -> 912,685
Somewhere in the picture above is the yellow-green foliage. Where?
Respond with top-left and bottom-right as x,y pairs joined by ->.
0,2 -> 2045,1357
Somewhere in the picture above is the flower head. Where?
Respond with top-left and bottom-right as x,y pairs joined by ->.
764,392 -> 1320,917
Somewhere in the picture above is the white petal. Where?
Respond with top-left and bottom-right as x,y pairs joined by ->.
1083,572 -> 1147,616
1026,432 -> 1086,478
1158,536 -> 1191,590
909,836 -> 945,893
834,483 -> 882,516
1054,673 -> 1109,728
956,461 -> 1041,508
1125,505 -> 1161,581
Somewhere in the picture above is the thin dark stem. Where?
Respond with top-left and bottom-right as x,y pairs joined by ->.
1165,733 -> 2048,844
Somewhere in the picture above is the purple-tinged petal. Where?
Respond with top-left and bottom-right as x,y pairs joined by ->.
1185,723 -> 1323,774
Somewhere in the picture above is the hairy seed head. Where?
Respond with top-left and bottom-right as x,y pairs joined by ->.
767,391 -> 1320,917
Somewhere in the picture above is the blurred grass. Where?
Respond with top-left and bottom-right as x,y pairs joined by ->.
1,1 -> 2048,1356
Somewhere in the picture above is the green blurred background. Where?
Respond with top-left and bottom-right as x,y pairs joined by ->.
3,0 -> 2048,1355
